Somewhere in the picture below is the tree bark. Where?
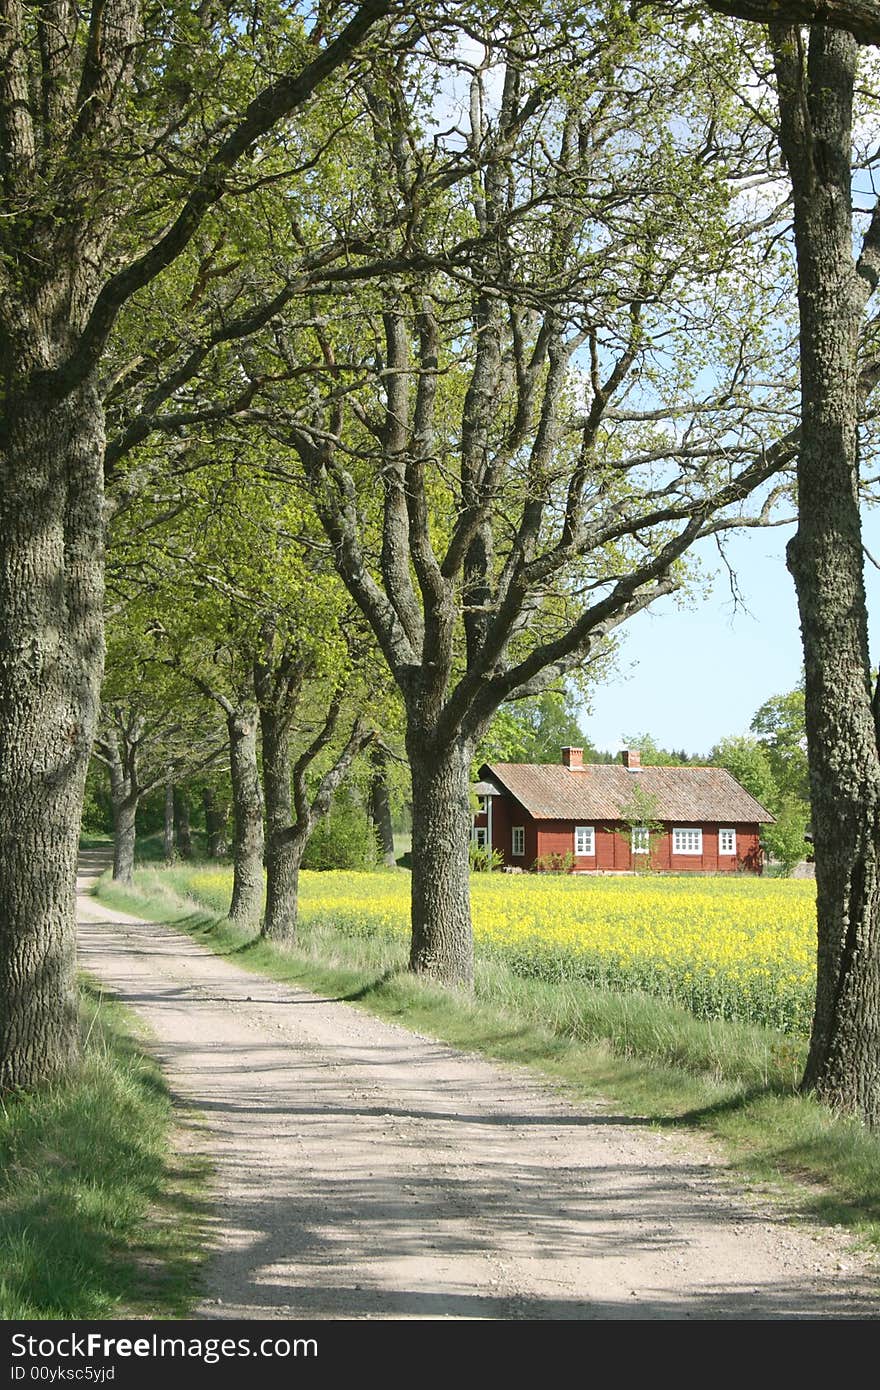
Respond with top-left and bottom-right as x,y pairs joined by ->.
174,789 -> 192,859
0,385 -> 105,1091
227,710 -> 265,927
369,745 -> 397,866
113,798 -> 138,885
407,732 -> 474,987
260,706 -> 298,942
703,0 -> 880,44
773,25 -> 880,1122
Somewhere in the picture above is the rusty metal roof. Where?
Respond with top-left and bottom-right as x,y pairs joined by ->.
481,762 -> 775,824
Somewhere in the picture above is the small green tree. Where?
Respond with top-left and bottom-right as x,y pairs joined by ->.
762,799 -> 811,878
301,790 -> 379,872
616,784 -> 664,873
751,684 -> 809,805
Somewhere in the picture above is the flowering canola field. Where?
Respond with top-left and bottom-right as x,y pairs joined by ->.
183,867 -> 818,1034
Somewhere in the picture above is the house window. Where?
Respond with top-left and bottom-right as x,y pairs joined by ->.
574,825 -> 595,856
473,827 -> 488,848
631,826 -> 650,855
477,795 -> 488,814
512,826 -> 525,857
719,827 -> 736,856
673,827 -> 702,855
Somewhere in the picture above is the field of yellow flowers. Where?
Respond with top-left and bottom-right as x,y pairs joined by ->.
182,867 -> 818,1034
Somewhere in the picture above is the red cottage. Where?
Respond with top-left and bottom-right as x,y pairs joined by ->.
473,747 -> 775,874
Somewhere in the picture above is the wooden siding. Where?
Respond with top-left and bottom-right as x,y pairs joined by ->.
485,793 -> 764,874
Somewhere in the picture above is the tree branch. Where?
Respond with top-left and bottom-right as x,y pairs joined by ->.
47,0 -> 393,396
683,0 -> 880,44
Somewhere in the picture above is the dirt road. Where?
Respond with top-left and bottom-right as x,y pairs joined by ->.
76,855 -> 880,1320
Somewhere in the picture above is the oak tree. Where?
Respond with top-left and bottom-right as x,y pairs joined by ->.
269,18 -> 799,984
0,0 -> 396,1087
694,0 -> 880,1121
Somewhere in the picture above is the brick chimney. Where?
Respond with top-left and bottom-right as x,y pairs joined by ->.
622,748 -> 641,770
562,746 -> 583,770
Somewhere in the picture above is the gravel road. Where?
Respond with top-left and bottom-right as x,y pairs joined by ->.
76,855 -> 880,1320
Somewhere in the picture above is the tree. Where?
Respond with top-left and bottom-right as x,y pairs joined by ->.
302,787 -> 380,870
253,618 -> 375,941
709,735 -> 779,810
695,0 -> 880,1121
109,456 -> 383,939
615,783 -> 664,872
271,21 -> 800,986
763,798 -> 811,875
479,689 -> 599,766
767,19 -> 880,1117
751,683 -> 809,803
619,734 -> 691,768
0,0 -> 396,1090
368,744 -> 400,867
710,728 -> 811,874
94,615 -> 224,883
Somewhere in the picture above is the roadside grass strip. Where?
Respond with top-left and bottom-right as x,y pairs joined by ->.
0,980 -> 207,1319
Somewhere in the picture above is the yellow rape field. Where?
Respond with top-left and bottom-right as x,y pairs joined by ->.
182,867 -> 818,1035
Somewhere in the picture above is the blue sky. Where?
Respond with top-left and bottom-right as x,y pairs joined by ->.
583,511 -> 880,757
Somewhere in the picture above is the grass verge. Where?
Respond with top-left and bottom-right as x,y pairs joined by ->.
96,867 -> 880,1251
0,978 -> 208,1319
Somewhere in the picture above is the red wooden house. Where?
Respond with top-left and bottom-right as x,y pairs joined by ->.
473,747 -> 774,874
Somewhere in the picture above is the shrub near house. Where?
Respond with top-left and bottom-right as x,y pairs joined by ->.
472,748 -> 774,874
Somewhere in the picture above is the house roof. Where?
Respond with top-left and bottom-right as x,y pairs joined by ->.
474,778 -> 503,797
480,762 -> 775,824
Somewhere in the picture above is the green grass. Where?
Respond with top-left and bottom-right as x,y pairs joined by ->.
95,866 -> 880,1251
78,831 -> 113,850
0,979 -> 208,1319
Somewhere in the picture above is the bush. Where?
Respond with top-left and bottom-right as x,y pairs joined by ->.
301,792 -> 379,871
469,841 -> 503,872
534,850 -> 575,873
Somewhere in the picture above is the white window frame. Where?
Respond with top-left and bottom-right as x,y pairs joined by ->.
631,825 -> 650,855
477,795 -> 488,814
512,826 -> 525,857
672,827 -> 703,855
473,827 -> 488,848
574,825 -> 595,856
718,827 -> 736,856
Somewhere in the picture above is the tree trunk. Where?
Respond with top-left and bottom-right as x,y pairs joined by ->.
0,385 -> 105,1091
774,26 -> 880,1122
202,785 -> 227,858
174,789 -> 192,859
227,710 -> 264,927
407,732 -> 474,987
369,745 -> 397,867
101,735 -> 138,884
113,798 -> 138,885
260,707 -> 298,942
164,773 -> 175,865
